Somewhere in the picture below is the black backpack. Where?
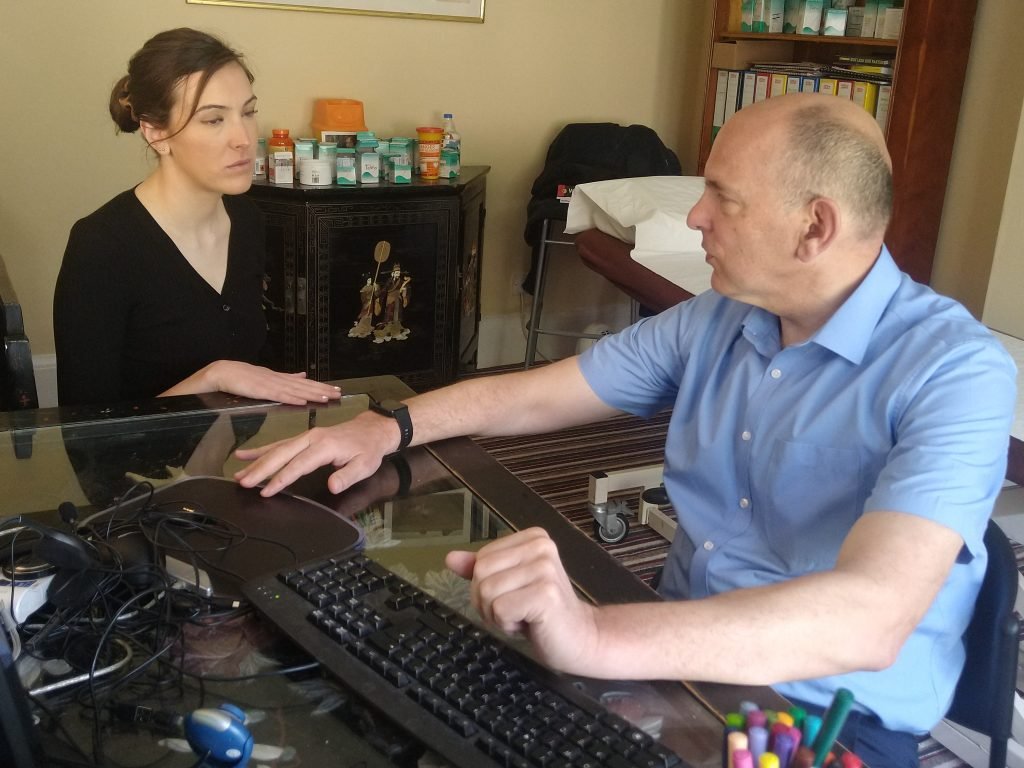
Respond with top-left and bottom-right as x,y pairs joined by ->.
522,123 -> 681,293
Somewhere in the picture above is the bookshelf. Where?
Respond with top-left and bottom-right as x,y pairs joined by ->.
697,0 -> 979,285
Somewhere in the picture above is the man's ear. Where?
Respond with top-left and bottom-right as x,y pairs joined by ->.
796,196 -> 841,262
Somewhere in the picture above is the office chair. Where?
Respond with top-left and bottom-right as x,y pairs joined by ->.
932,519 -> 1020,768
0,253 -> 39,411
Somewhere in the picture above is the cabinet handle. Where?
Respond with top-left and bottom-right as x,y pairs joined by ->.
297,277 -> 307,316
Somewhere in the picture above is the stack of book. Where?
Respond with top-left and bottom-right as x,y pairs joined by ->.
710,54 -> 894,142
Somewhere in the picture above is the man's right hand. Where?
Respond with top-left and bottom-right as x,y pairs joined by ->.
446,527 -> 602,676
234,410 -> 400,496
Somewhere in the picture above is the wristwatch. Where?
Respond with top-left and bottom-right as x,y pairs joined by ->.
369,398 -> 413,452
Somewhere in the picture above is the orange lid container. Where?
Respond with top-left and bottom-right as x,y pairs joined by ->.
311,98 -> 367,134
416,126 -> 443,141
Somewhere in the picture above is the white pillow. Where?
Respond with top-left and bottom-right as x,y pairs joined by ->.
565,176 -> 711,294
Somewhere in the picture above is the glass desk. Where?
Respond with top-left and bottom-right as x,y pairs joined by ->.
0,376 -> 781,767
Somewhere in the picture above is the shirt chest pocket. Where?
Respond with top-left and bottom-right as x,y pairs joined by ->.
762,440 -> 864,572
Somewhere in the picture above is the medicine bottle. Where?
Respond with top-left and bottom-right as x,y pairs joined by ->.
416,126 -> 443,180
268,129 -> 294,165
336,147 -> 357,186
356,134 -> 380,184
253,137 -> 267,178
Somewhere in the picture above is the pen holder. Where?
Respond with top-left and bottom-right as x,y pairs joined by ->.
724,693 -> 861,768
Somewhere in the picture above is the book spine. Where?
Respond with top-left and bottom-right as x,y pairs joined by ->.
770,72 -> 788,98
874,83 -> 892,133
818,78 -> 838,96
787,75 -> 802,95
801,76 -> 819,93
741,71 -> 757,110
754,72 -> 770,103
852,81 -> 879,115
713,70 -> 729,128
836,79 -> 855,100
724,70 -> 742,123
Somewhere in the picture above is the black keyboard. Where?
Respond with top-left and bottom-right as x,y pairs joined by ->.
243,549 -> 690,768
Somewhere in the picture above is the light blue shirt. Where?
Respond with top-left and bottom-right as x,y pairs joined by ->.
578,247 -> 1016,733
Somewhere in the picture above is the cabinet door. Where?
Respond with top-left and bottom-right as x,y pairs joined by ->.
256,200 -> 305,374
307,199 -> 459,389
456,184 -> 485,371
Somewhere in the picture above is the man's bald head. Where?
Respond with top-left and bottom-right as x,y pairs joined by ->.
722,94 -> 893,240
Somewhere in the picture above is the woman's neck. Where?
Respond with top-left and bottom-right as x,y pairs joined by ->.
135,165 -> 224,233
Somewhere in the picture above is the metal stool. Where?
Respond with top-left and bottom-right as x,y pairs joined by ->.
524,218 -> 612,369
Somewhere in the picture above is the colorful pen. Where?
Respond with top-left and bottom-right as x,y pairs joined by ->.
728,730 -> 749,768
775,732 -> 796,768
803,714 -> 823,748
792,745 -> 816,768
748,725 -> 769,762
811,688 -> 855,767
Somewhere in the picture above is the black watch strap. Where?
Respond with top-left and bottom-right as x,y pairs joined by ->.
369,398 -> 413,452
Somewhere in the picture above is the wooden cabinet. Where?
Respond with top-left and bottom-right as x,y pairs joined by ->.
698,0 -> 977,284
246,167 -> 488,391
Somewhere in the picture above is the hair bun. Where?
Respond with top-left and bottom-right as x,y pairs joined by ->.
108,75 -> 140,133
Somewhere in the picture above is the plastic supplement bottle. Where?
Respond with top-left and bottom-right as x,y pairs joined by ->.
268,129 -> 294,164
253,137 -> 267,178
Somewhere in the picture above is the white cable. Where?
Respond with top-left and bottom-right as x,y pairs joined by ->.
1,603 -> 21,658
28,638 -> 133,696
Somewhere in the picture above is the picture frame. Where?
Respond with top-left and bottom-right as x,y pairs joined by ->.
186,0 -> 485,23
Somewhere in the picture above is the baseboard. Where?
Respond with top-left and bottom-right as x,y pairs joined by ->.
477,302 -> 632,369
32,353 -> 57,408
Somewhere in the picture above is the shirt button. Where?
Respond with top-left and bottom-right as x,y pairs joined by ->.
223,304 -> 231,312
703,540 -> 715,551
770,368 -> 782,379
739,497 -> 750,508
741,430 -> 752,441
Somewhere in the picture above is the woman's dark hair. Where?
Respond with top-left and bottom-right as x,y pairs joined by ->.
108,28 -> 253,137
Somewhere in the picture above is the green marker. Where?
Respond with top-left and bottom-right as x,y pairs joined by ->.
812,688 -> 855,767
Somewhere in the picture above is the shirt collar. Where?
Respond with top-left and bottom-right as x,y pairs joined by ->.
739,246 -> 901,363
813,246 -> 900,364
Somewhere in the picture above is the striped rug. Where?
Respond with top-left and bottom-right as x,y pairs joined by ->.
472,409 -> 970,768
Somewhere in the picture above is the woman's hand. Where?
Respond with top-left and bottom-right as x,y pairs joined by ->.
163,360 -> 342,405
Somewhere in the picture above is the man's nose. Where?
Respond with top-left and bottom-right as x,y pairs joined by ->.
686,194 -> 709,231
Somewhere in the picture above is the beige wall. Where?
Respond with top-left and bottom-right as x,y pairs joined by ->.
931,0 -> 1024,319
981,98 -> 1024,336
0,0 -> 709,372
3,0 -> 1020,386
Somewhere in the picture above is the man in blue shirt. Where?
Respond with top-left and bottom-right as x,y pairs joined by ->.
236,93 -> 1016,766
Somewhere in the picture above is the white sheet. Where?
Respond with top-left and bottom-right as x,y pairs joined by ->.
564,176 -> 713,295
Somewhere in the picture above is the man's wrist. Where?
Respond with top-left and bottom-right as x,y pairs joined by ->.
368,398 -> 413,452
